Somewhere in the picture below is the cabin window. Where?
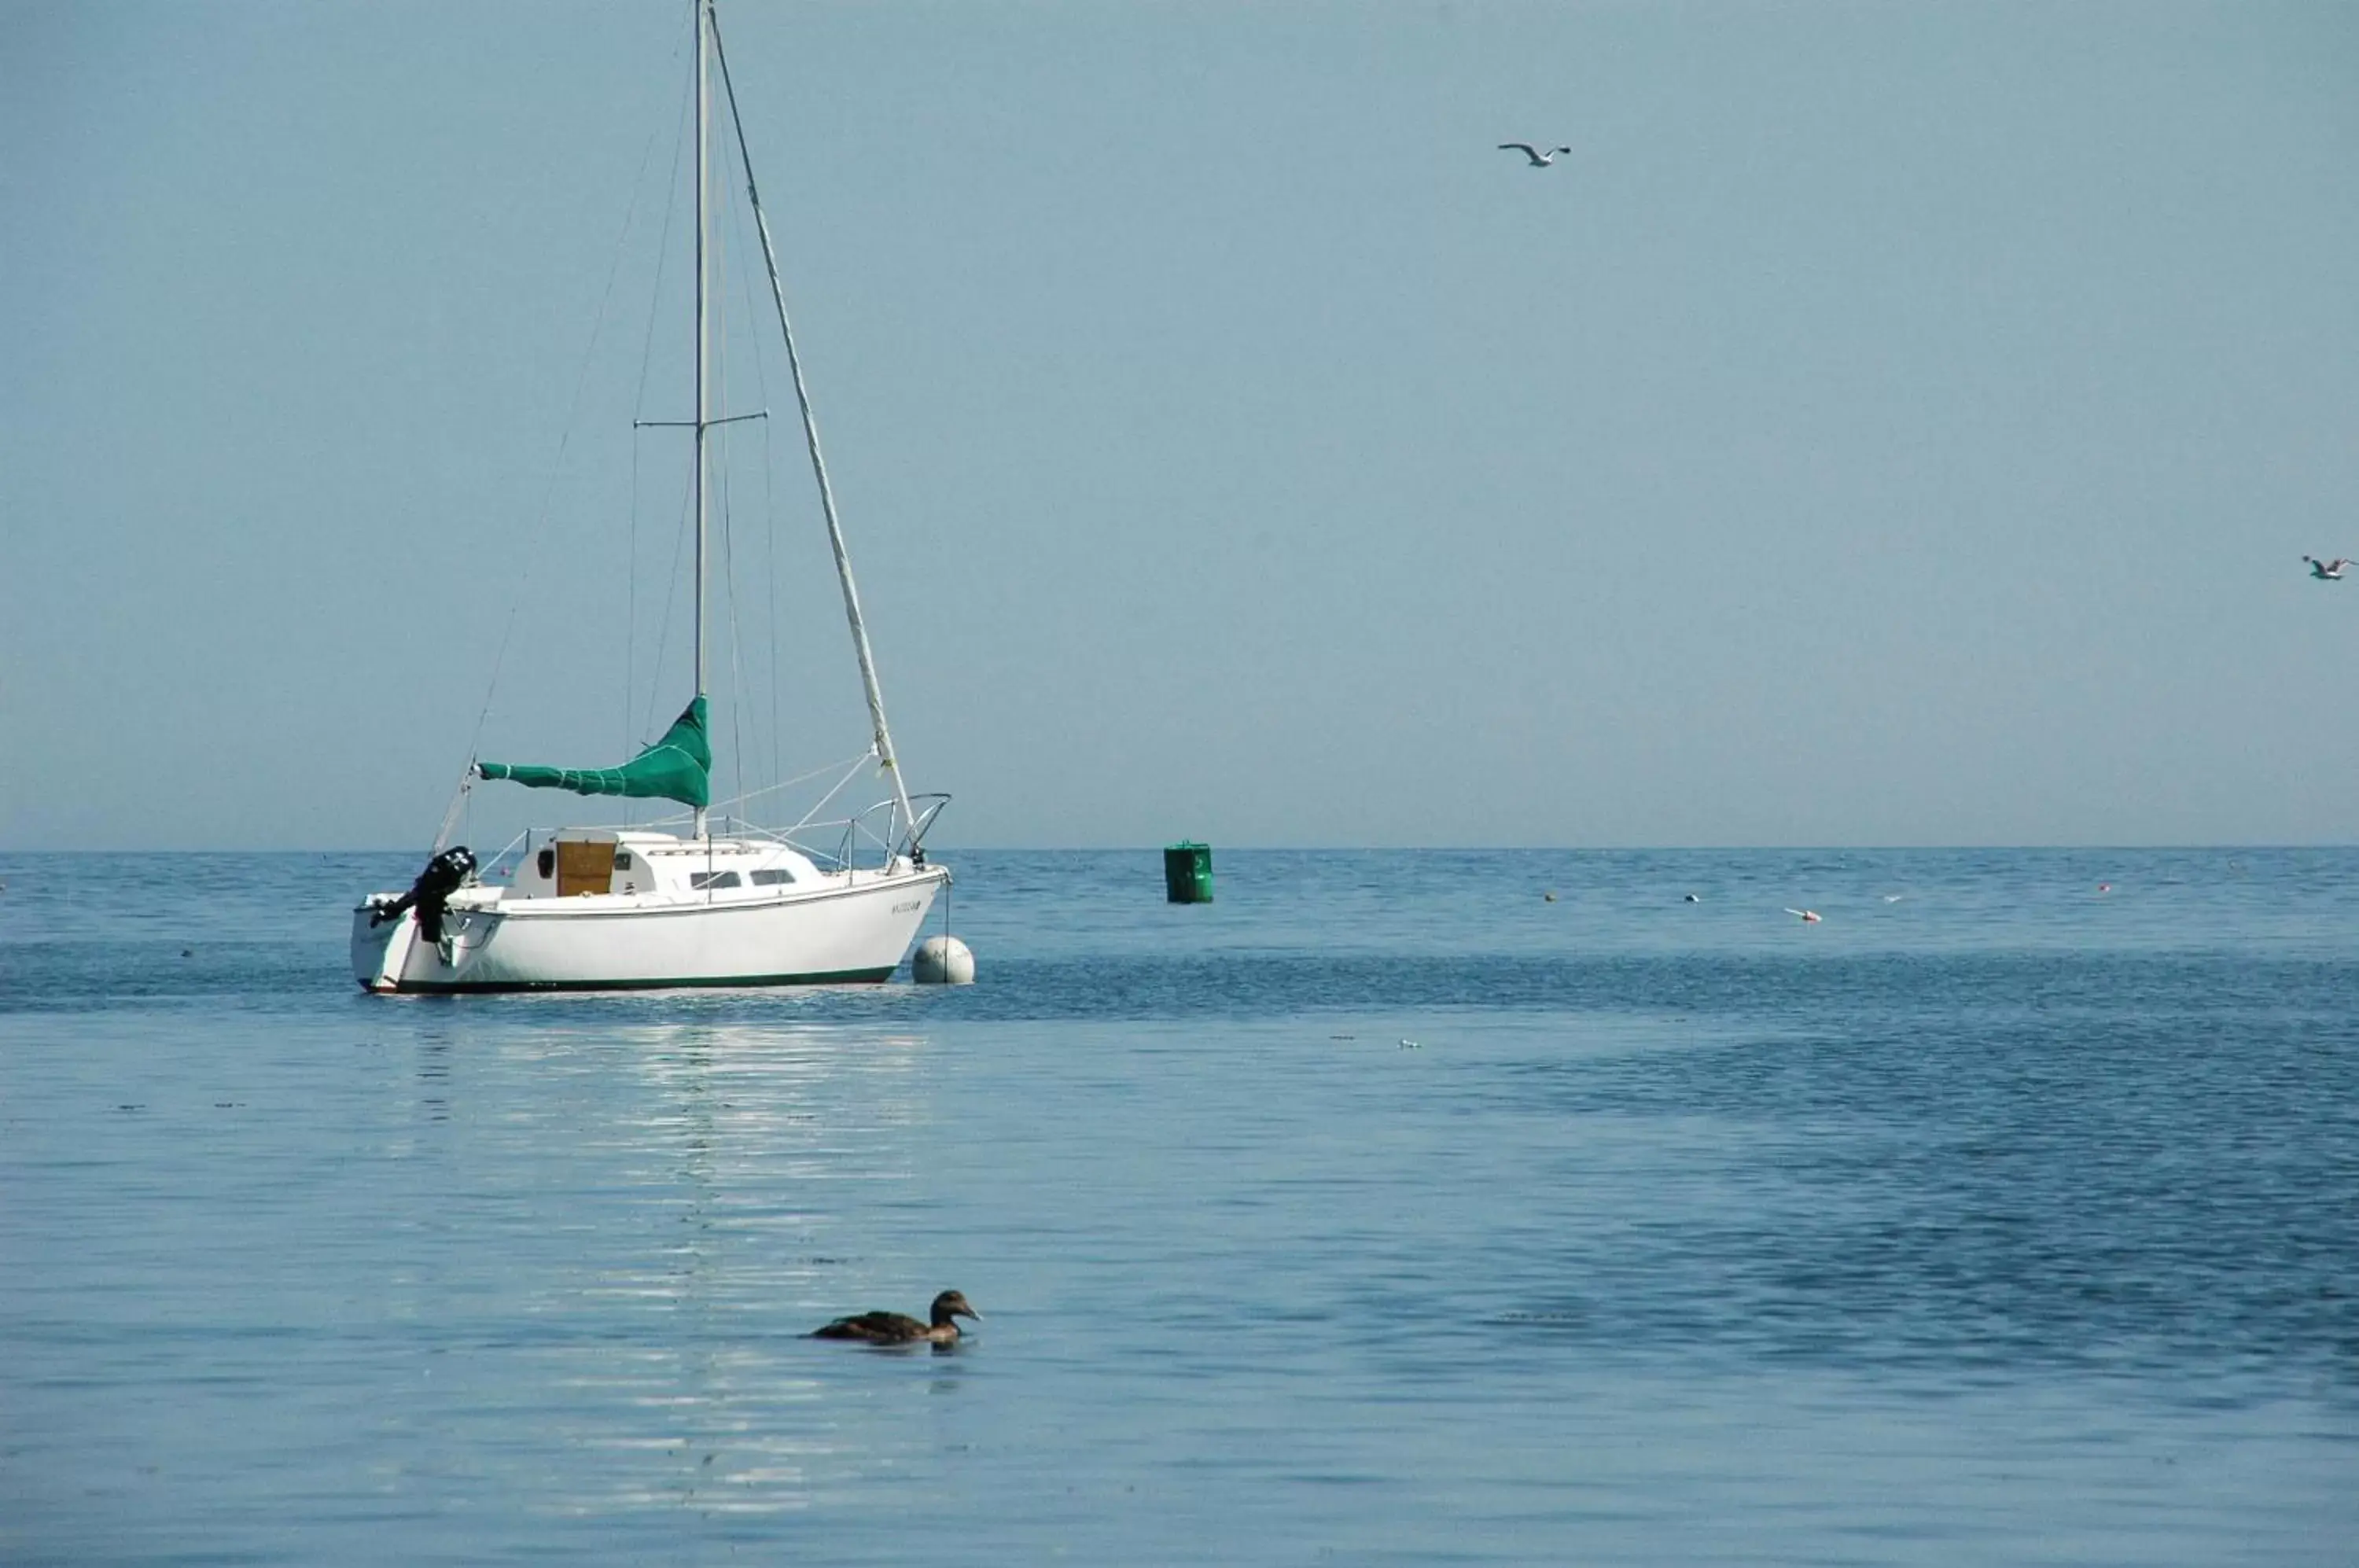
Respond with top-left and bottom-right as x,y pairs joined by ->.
536,847 -> 555,878
751,868 -> 797,886
613,852 -> 633,870
690,870 -> 742,891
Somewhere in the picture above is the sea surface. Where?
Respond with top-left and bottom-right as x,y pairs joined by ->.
2,848 -> 2355,1566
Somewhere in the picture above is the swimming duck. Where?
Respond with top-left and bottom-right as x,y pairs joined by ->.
811,1290 -> 981,1345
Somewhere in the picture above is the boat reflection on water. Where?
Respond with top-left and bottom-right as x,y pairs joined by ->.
578,1024 -> 956,1519
369,1015 -> 957,1522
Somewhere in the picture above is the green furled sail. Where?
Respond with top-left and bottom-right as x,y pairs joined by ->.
476,698 -> 711,808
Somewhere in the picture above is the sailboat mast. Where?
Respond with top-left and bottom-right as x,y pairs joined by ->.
691,0 -> 711,838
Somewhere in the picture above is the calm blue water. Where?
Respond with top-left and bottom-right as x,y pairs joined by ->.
3,848 -> 2355,1565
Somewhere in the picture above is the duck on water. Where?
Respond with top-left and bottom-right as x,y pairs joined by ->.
811,1290 -> 981,1345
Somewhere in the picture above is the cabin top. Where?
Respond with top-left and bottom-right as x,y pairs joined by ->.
502,830 -> 828,900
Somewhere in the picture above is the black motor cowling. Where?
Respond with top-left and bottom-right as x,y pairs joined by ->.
371,846 -> 477,944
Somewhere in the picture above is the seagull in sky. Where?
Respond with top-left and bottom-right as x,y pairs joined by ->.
1784,907 -> 1823,924
2304,555 -> 2351,580
1499,142 -> 1572,167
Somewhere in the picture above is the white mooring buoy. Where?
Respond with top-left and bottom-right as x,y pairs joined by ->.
913,934 -> 975,985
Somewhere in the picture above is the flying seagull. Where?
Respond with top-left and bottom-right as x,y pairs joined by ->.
2304,555 -> 2351,580
1499,142 -> 1572,167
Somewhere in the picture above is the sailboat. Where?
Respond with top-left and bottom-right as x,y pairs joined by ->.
351,0 -> 949,993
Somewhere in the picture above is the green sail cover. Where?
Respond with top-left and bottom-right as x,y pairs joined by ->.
476,698 -> 711,808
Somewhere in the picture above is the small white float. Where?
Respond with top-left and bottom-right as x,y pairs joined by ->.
913,935 -> 975,985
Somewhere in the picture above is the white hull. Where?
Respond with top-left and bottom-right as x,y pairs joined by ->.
351,864 -> 945,992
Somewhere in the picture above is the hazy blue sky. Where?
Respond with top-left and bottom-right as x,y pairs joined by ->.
6,1 -> 2357,849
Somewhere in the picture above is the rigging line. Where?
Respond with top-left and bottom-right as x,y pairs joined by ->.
430,766 -> 473,855
722,150 -> 783,794
710,9 -> 917,849
630,17 -> 697,430
714,182 -> 751,818
623,9 -> 696,819
462,49 -> 676,771
642,451 -> 697,745
719,381 -> 749,819
788,748 -> 878,835
764,403 -> 781,793
703,749 -> 871,812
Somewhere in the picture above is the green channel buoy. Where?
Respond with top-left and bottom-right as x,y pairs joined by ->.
1163,842 -> 1213,904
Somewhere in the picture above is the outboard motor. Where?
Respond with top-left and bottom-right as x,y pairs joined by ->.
370,846 -> 477,944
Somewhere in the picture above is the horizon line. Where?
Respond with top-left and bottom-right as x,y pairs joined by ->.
5,842 -> 2357,856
